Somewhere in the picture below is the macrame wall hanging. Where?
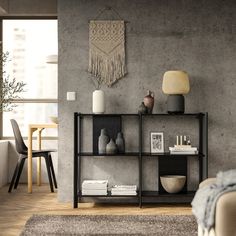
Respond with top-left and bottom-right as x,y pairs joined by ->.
88,7 -> 127,87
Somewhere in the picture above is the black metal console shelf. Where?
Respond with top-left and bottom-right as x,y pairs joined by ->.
73,112 -> 208,208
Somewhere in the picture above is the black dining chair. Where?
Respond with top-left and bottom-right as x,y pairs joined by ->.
8,119 -> 57,193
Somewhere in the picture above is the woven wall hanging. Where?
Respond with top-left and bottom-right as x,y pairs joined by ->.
88,9 -> 127,87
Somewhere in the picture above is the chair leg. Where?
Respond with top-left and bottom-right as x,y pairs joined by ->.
14,158 -> 25,189
8,159 -> 21,193
49,154 -> 57,189
44,156 -> 54,192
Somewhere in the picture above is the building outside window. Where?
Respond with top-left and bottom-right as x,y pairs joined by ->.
2,19 -> 58,137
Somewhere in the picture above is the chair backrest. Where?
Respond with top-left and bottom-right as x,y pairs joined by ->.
10,119 -> 28,154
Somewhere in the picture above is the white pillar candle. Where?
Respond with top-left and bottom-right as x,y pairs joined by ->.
92,90 -> 105,114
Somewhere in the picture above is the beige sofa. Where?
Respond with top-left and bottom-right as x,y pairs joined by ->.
198,178 -> 236,236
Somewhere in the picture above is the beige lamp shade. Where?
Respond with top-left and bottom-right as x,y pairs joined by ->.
162,71 -> 190,95
46,54 -> 58,64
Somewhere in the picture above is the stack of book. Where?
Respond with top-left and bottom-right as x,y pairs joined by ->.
111,185 -> 137,196
82,180 -> 108,195
169,145 -> 198,154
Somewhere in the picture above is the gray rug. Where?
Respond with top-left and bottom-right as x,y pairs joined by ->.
20,215 -> 197,236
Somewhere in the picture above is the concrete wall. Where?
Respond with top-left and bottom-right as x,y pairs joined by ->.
58,0 -> 236,202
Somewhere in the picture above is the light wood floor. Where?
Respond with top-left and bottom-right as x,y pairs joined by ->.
0,184 -> 192,236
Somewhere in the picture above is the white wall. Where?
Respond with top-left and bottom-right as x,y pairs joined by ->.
0,141 -> 8,187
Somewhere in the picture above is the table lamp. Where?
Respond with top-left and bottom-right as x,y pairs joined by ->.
162,70 -> 190,114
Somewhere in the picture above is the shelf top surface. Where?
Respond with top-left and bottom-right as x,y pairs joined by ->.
78,152 -> 204,157
75,113 -> 206,117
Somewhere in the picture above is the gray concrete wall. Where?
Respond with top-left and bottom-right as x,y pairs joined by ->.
1,0 -> 235,203
58,0 -> 236,202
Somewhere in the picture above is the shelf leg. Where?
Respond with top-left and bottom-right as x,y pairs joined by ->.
73,112 -> 79,208
139,114 -> 143,208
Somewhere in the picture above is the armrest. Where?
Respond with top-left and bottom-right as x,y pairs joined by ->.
215,191 -> 236,236
199,178 -> 216,189
197,178 -> 236,236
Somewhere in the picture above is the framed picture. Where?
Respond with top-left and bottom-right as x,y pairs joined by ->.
150,132 -> 164,153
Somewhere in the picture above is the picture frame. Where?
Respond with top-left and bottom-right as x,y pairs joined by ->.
150,132 -> 164,153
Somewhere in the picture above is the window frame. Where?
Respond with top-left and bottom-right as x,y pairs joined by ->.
0,16 -> 58,140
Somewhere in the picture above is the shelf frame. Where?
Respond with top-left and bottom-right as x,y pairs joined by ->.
73,112 -> 208,208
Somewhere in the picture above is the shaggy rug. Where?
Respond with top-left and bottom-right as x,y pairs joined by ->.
20,215 -> 197,236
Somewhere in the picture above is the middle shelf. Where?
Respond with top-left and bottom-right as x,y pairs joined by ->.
78,191 -> 196,204
78,152 -> 204,157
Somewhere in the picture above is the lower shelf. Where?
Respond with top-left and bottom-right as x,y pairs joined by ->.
79,191 -> 138,204
78,191 -> 195,204
142,191 -> 195,203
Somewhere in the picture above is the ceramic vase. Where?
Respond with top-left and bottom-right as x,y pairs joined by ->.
92,90 -> 105,114
143,90 -> 154,114
116,132 -> 125,153
138,102 -> 148,114
106,139 -> 117,154
98,128 -> 109,154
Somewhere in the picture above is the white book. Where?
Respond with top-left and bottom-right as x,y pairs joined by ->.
111,192 -> 137,195
174,145 -> 193,149
82,180 -> 108,189
169,147 -> 198,151
82,180 -> 108,184
111,191 -> 137,196
112,185 -> 137,191
82,189 -> 107,195
111,189 -> 137,192
82,186 -> 108,190
170,150 -> 198,155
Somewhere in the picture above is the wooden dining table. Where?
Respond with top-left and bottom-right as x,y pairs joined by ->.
28,123 -> 58,193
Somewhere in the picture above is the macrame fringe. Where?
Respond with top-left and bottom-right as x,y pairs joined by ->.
88,46 -> 126,87
88,20 -> 127,87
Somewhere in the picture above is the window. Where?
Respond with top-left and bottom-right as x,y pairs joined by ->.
2,19 -> 58,137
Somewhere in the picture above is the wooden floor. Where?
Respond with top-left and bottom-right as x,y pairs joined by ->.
0,184 -> 192,236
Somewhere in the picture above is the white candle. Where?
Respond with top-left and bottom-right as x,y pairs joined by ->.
176,135 -> 179,145
92,90 -> 105,114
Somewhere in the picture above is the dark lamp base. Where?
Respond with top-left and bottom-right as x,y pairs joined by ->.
167,95 -> 185,114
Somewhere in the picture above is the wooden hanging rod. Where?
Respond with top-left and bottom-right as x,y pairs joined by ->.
88,19 -> 130,23
88,5 -> 130,23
